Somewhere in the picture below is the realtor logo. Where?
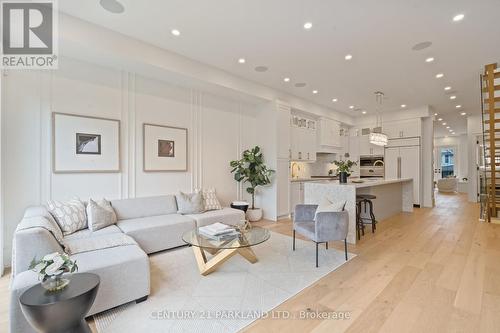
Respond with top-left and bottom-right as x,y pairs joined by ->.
1,0 -> 58,69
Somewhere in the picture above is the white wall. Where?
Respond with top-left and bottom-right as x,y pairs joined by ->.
1,57 -> 258,265
467,115 -> 483,202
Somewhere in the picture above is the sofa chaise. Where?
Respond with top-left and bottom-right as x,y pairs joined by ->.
10,195 -> 245,333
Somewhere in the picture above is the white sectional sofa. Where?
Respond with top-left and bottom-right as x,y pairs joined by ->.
10,195 -> 245,333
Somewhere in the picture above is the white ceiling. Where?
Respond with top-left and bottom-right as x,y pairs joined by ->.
59,0 -> 500,137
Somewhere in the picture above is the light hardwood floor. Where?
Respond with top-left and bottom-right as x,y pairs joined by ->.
2,192 -> 499,333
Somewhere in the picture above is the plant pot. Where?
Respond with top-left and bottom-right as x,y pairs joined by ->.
246,208 -> 263,222
339,172 -> 349,184
41,274 -> 70,292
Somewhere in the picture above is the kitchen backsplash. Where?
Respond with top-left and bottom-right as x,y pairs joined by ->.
290,153 -> 337,179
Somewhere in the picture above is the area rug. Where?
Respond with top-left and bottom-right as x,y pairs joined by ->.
94,232 -> 355,333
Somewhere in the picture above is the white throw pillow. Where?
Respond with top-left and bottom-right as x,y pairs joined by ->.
314,198 -> 346,221
176,191 -> 205,214
202,188 -> 222,211
47,198 -> 87,235
87,198 -> 117,232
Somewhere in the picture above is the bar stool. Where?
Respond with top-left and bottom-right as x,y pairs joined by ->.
355,197 -> 365,240
356,194 -> 377,239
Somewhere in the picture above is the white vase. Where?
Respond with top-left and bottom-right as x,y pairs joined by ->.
246,208 -> 262,222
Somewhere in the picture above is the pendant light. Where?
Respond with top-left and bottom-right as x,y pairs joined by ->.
369,91 -> 388,146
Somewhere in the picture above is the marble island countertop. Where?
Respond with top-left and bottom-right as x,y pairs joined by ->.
309,177 -> 413,188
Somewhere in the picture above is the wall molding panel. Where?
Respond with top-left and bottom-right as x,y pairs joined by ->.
1,57 -> 258,265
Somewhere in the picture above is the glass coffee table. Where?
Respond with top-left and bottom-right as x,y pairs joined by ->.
182,226 -> 270,276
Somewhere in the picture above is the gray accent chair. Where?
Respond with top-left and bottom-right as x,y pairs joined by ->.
293,204 -> 349,267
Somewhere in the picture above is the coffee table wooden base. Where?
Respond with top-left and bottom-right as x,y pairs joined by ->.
192,245 -> 258,276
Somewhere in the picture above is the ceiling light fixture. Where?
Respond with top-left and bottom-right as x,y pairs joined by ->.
442,122 -> 447,125
171,29 -> 181,36
438,118 -> 443,121
446,126 -> 450,129
456,105 -> 462,108
450,95 -> 456,100
460,112 -> 467,116
312,90 -> 318,94
401,104 -> 407,108
238,58 -> 246,64
349,105 -> 354,109
444,86 -> 451,91
345,54 -> 353,60
434,113 -> 438,116
100,0 -> 125,13
303,22 -> 313,30
425,57 -> 435,63
435,73 -> 444,78
332,98 -> 338,102
453,14 -> 465,22
283,77 -> 290,82
362,111 -> 367,115
369,91 -> 388,147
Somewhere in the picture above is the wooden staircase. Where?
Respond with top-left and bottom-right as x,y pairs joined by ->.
482,63 -> 500,220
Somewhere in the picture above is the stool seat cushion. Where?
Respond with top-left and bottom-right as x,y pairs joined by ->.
356,194 -> 377,200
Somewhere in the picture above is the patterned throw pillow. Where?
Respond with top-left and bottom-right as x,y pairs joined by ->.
86,198 -> 117,232
202,188 -> 222,211
47,198 -> 87,235
176,191 -> 205,214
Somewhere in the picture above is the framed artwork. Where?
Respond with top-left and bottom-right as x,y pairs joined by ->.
143,123 -> 187,172
52,113 -> 120,173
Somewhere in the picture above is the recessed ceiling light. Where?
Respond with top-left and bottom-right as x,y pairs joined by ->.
303,22 -> 313,30
446,126 -> 450,129
452,132 -> 456,135
401,104 -> 407,108
171,29 -> 181,36
453,14 -> 465,22
460,112 -> 467,116
349,105 -> 354,109
434,113 -> 438,116
444,86 -> 452,91
438,118 -> 443,121
312,90 -> 318,94
435,73 -> 444,78
456,105 -> 462,108
332,98 -> 338,102
442,122 -> 447,125
450,95 -> 456,100
238,58 -> 246,64
425,57 -> 435,63
449,130 -> 453,132
283,77 -> 290,82
362,111 -> 367,115
345,54 -> 353,60
100,0 -> 125,13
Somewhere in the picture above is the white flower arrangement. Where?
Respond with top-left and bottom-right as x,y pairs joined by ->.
29,252 -> 78,281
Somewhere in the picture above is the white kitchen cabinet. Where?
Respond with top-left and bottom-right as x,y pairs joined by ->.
290,116 -> 317,162
276,159 -> 290,218
384,143 -> 421,205
290,181 -> 304,215
383,119 -> 421,139
318,118 -> 341,148
358,135 -> 384,156
277,103 -> 291,159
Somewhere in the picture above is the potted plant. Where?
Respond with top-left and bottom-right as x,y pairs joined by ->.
230,146 -> 275,221
333,160 -> 357,183
30,252 -> 78,292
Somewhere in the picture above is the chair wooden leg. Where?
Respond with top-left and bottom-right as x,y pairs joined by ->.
315,242 -> 319,267
344,238 -> 348,261
293,230 -> 296,251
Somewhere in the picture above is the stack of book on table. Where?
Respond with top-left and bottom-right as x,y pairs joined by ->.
198,222 -> 240,241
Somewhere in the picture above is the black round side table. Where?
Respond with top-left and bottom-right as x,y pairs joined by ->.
20,272 -> 100,333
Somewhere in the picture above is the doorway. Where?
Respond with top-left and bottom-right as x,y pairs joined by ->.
434,146 -> 457,180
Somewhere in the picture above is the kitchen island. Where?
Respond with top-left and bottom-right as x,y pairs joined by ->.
304,178 -> 413,244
